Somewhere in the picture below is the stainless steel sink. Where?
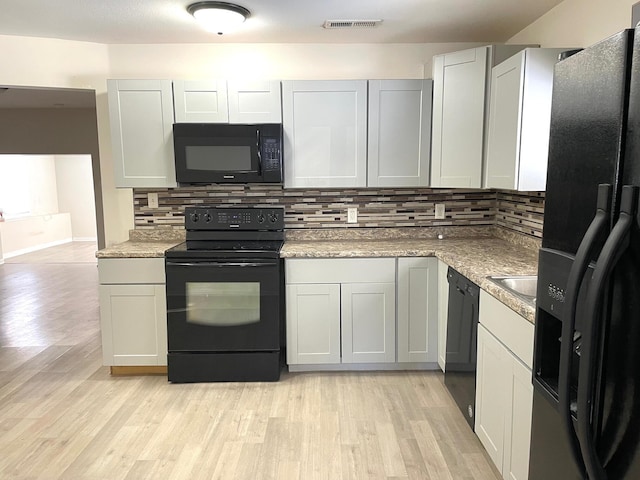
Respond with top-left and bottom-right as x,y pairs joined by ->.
487,275 -> 538,306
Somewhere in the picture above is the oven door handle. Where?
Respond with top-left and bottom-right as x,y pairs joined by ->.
166,261 -> 276,268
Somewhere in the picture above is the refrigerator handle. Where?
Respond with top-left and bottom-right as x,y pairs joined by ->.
558,183 -> 612,476
577,185 -> 638,480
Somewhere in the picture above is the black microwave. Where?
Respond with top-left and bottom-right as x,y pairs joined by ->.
173,123 -> 283,185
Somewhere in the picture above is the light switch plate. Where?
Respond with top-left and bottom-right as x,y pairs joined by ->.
435,203 -> 445,219
347,207 -> 358,223
148,192 -> 159,209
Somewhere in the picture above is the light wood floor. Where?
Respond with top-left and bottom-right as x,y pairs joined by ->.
0,255 -> 501,480
4,241 -> 98,264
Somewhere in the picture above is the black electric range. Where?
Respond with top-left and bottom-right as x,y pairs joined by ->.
165,206 -> 285,383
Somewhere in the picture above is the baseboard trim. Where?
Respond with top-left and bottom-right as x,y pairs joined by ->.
288,362 -> 440,373
110,366 -> 168,376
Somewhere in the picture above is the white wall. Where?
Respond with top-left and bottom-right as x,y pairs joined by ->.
55,155 -> 98,240
0,213 -> 72,258
107,42 -> 483,80
0,153 -> 96,256
0,154 -> 59,216
508,0 -> 637,47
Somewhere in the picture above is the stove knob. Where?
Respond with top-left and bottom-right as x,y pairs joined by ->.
203,212 -> 212,223
190,212 -> 200,223
257,214 -> 265,224
269,213 -> 278,223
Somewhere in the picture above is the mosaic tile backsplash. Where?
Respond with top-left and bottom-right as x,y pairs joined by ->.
133,185 -> 545,238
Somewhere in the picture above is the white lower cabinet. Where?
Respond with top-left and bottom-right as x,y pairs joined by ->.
476,291 -> 534,480
437,259 -> 449,370
342,282 -> 396,363
285,283 -> 341,365
397,257 -> 438,363
285,257 -> 438,369
98,258 -> 167,366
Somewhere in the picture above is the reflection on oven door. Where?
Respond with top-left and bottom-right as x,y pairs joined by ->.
186,282 -> 260,326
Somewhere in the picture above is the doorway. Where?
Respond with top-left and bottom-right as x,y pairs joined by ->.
0,85 -> 104,264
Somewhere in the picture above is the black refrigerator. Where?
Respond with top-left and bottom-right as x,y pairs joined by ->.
529,28 -> 640,479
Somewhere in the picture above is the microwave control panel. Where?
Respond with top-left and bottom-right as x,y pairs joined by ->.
261,137 -> 281,172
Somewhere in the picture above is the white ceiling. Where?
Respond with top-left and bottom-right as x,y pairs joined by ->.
0,0 -> 563,44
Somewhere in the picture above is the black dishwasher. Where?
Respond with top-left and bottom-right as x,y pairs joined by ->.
444,267 -> 480,429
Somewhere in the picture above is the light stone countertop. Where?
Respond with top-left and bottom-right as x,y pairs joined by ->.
282,236 -> 538,323
95,240 -> 181,258
95,229 -> 185,258
96,227 -> 539,322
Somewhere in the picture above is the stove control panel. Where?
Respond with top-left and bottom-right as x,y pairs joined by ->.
185,206 -> 284,231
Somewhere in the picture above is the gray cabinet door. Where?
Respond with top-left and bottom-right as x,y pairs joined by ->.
437,259 -> 449,371
485,51 -> 525,190
228,80 -> 282,123
475,323 -> 510,471
107,79 -> 176,188
397,257 -> 438,363
282,80 -> 368,188
173,80 -> 229,123
368,80 -> 432,187
99,284 -> 167,366
431,47 -> 488,188
485,48 -> 564,191
341,282 -> 396,363
286,283 -> 341,365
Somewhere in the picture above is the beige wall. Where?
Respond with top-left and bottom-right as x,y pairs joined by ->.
55,155 -> 98,240
0,35 -> 132,248
508,0 -> 637,47
106,42 -> 483,80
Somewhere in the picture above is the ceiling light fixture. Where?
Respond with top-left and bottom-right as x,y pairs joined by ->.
187,1 -> 250,35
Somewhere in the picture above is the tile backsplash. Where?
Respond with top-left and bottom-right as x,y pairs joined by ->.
133,185 -> 545,238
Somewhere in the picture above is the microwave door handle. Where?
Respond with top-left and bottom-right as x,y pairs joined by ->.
256,129 -> 262,174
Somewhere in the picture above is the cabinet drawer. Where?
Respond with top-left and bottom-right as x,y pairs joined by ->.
285,258 -> 396,284
479,290 -> 534,369
98,258 -> 165,284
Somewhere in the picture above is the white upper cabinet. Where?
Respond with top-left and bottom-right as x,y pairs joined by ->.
107,79 -> 176,188
368,79 -> 432,187
228,80 -> 282,123
485,48 -> 567,191
431,47 -> 488,188
282,80 -> 368,188
431,45 -> 534,188
173,80 -> 229,123
174,80 -> 281,123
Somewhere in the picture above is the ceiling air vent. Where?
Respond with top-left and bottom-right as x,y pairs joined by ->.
323,19 -> 383,29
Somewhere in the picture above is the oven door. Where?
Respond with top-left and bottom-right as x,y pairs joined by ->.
165,257 -> 281,352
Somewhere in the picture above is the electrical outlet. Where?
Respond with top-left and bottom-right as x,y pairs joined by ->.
148,192 -> 159,209
347,207 -> 358,224
435,203 -> 445,219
